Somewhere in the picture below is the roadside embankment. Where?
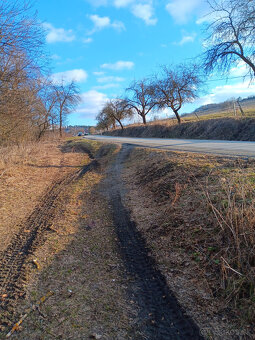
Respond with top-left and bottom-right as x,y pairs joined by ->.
103,117 -> 255,141
122,147 -> 255,338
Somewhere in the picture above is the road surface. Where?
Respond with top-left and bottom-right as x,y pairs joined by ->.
84,135 -> 255,158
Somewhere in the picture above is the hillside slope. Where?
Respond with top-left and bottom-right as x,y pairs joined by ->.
188,96 -> 255,118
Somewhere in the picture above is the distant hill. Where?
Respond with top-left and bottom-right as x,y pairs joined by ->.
187,96 -> 255,117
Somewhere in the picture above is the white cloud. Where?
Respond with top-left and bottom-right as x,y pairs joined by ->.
89,14 -> 125,33
83,37 -> 93,43
43,23 -> 75,43
132,3 -> 157,25
111,21 -> 126,31
229,61 -> 252,78
52,69 -> 88,84
51,54 -> 61,60
76,90 -> 108,117
93,71 -> 105,76
86,0 -> 158,26
166,0 -> 202,24
196,81 -> 255,107
175,32 -> 197,45
90,14 -> 110,29
93,83 -> 121,90
86,0 -> 108,6
114,0 -> 134,8
196,11 -> 215,25
97,76 -> 125,83
101,60 -> 134,70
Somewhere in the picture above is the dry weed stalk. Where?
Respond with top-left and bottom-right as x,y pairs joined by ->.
0,142 -> 41,169
206,172 -> 255,318
170,182 -> 187,206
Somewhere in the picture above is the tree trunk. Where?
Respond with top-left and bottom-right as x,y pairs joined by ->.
114,118 -> 124,129
142,114 -> 146,125
173,109 -> 181,124
59,110 -> 62,137
51,118 -> 55,132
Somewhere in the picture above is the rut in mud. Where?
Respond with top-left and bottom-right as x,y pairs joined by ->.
107,145 -> 204,339
0,160 -> 98,329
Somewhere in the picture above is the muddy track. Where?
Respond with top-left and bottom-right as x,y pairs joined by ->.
0,160 -> 98,329
107,145 -> 204,339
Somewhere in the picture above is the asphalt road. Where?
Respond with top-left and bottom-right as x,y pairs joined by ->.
84,135 -> 255,158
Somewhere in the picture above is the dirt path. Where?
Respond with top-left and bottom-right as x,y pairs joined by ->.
0,159 -> 98,331
2,139 -> 249,339
104,144 -> 204,339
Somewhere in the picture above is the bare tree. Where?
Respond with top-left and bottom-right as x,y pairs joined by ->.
103,99 -> 133,129
55,81 -> 81,137
96,99 -> 132,131
203,0 -> 255,77
34,79 -> 60,139
96,109 -> 115,131
0,1 -> 44,61
0,53 -> 45,143
126,79 -> 158,125
0,0 -> 46,90
154,64 -> 202,124
0,0 -> 49,145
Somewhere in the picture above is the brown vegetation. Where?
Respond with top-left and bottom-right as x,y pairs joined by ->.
0,139 -> 140,339
0,1 -> 80,146
0,138 -> 86,252
122,147 -> 255,336
1,138 -> 254,338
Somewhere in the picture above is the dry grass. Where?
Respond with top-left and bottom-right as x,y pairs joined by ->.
122,147 -> 254,337
6,140 -> 136,340
1,138 -> 254,338
0,140 -> 86,251
206,172 -> 255,321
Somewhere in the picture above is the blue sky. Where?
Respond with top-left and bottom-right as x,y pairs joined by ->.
35,0 -> 255,126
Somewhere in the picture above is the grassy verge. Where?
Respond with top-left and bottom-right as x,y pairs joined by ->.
122,148 -> 254,337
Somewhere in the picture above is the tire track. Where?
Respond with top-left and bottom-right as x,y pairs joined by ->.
107,145 -> 204,339
0,160 -> 98,329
